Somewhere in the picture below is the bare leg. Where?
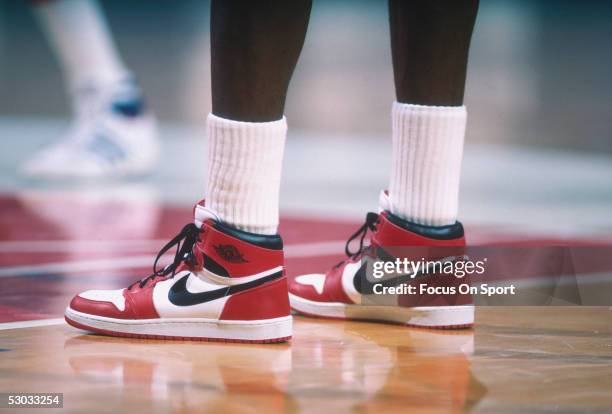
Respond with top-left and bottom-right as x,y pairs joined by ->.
389,0 -> 479,106
211,0 -> 312,122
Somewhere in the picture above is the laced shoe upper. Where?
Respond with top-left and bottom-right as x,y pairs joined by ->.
290,195 -> 468,307
69,201 -> 290,321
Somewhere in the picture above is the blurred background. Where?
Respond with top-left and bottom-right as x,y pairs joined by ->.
2,0 -> 611,151
0,0 -> 611,235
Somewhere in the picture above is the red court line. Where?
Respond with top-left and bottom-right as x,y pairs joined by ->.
2,193 -> 612,325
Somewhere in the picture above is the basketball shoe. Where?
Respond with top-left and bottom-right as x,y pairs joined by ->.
20,77 -> 158,179
65,201 -> 292,342
289,191 -> 474,329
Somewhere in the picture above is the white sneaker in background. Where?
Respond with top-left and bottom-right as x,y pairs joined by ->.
20,78 -> 159,179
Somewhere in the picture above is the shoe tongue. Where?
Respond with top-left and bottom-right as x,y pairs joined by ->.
378,190 -> 394,214
194,200 -> 220,228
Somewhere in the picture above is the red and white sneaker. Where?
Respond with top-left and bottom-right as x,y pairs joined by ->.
289,192 -> 474,329
65,202 -> 292,343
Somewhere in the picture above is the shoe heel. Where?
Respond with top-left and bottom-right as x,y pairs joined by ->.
221,277 -> 290,321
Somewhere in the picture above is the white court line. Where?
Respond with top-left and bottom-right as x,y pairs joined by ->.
0,240 -> 346,278
0,239 -> 166,253
285,240 -> 345,258
0,318 -> 65,331
0,255 -> 154,278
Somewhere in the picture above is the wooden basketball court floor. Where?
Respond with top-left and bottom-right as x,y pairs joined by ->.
2,120 -> 612,413
1,191 -> 611,413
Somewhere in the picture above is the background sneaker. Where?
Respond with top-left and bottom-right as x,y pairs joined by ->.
20,78 -> 159,179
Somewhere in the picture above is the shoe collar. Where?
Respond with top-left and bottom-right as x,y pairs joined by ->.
378,189 -> 393,214
194,199 -> 220,228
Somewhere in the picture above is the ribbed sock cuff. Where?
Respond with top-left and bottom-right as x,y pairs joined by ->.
206,113 -> 287,235
388,102 -> 467,226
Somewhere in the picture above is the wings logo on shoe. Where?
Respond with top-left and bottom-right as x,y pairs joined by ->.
167,271 -> 283,306
214,244 -> 248,263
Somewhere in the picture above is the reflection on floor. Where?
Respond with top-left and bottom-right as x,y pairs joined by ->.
1,309 -> 611,413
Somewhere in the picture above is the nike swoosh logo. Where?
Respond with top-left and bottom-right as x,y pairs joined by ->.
168,271 -> 283,306
354,262 -> 421,294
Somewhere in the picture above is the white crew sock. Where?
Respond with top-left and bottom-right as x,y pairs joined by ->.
207,114 -> 287,235
33,0 -> 128,88
388,102 -> 467,226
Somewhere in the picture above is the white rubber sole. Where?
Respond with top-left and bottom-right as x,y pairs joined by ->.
65,307 -> 292,343
289,293 -> 474,328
